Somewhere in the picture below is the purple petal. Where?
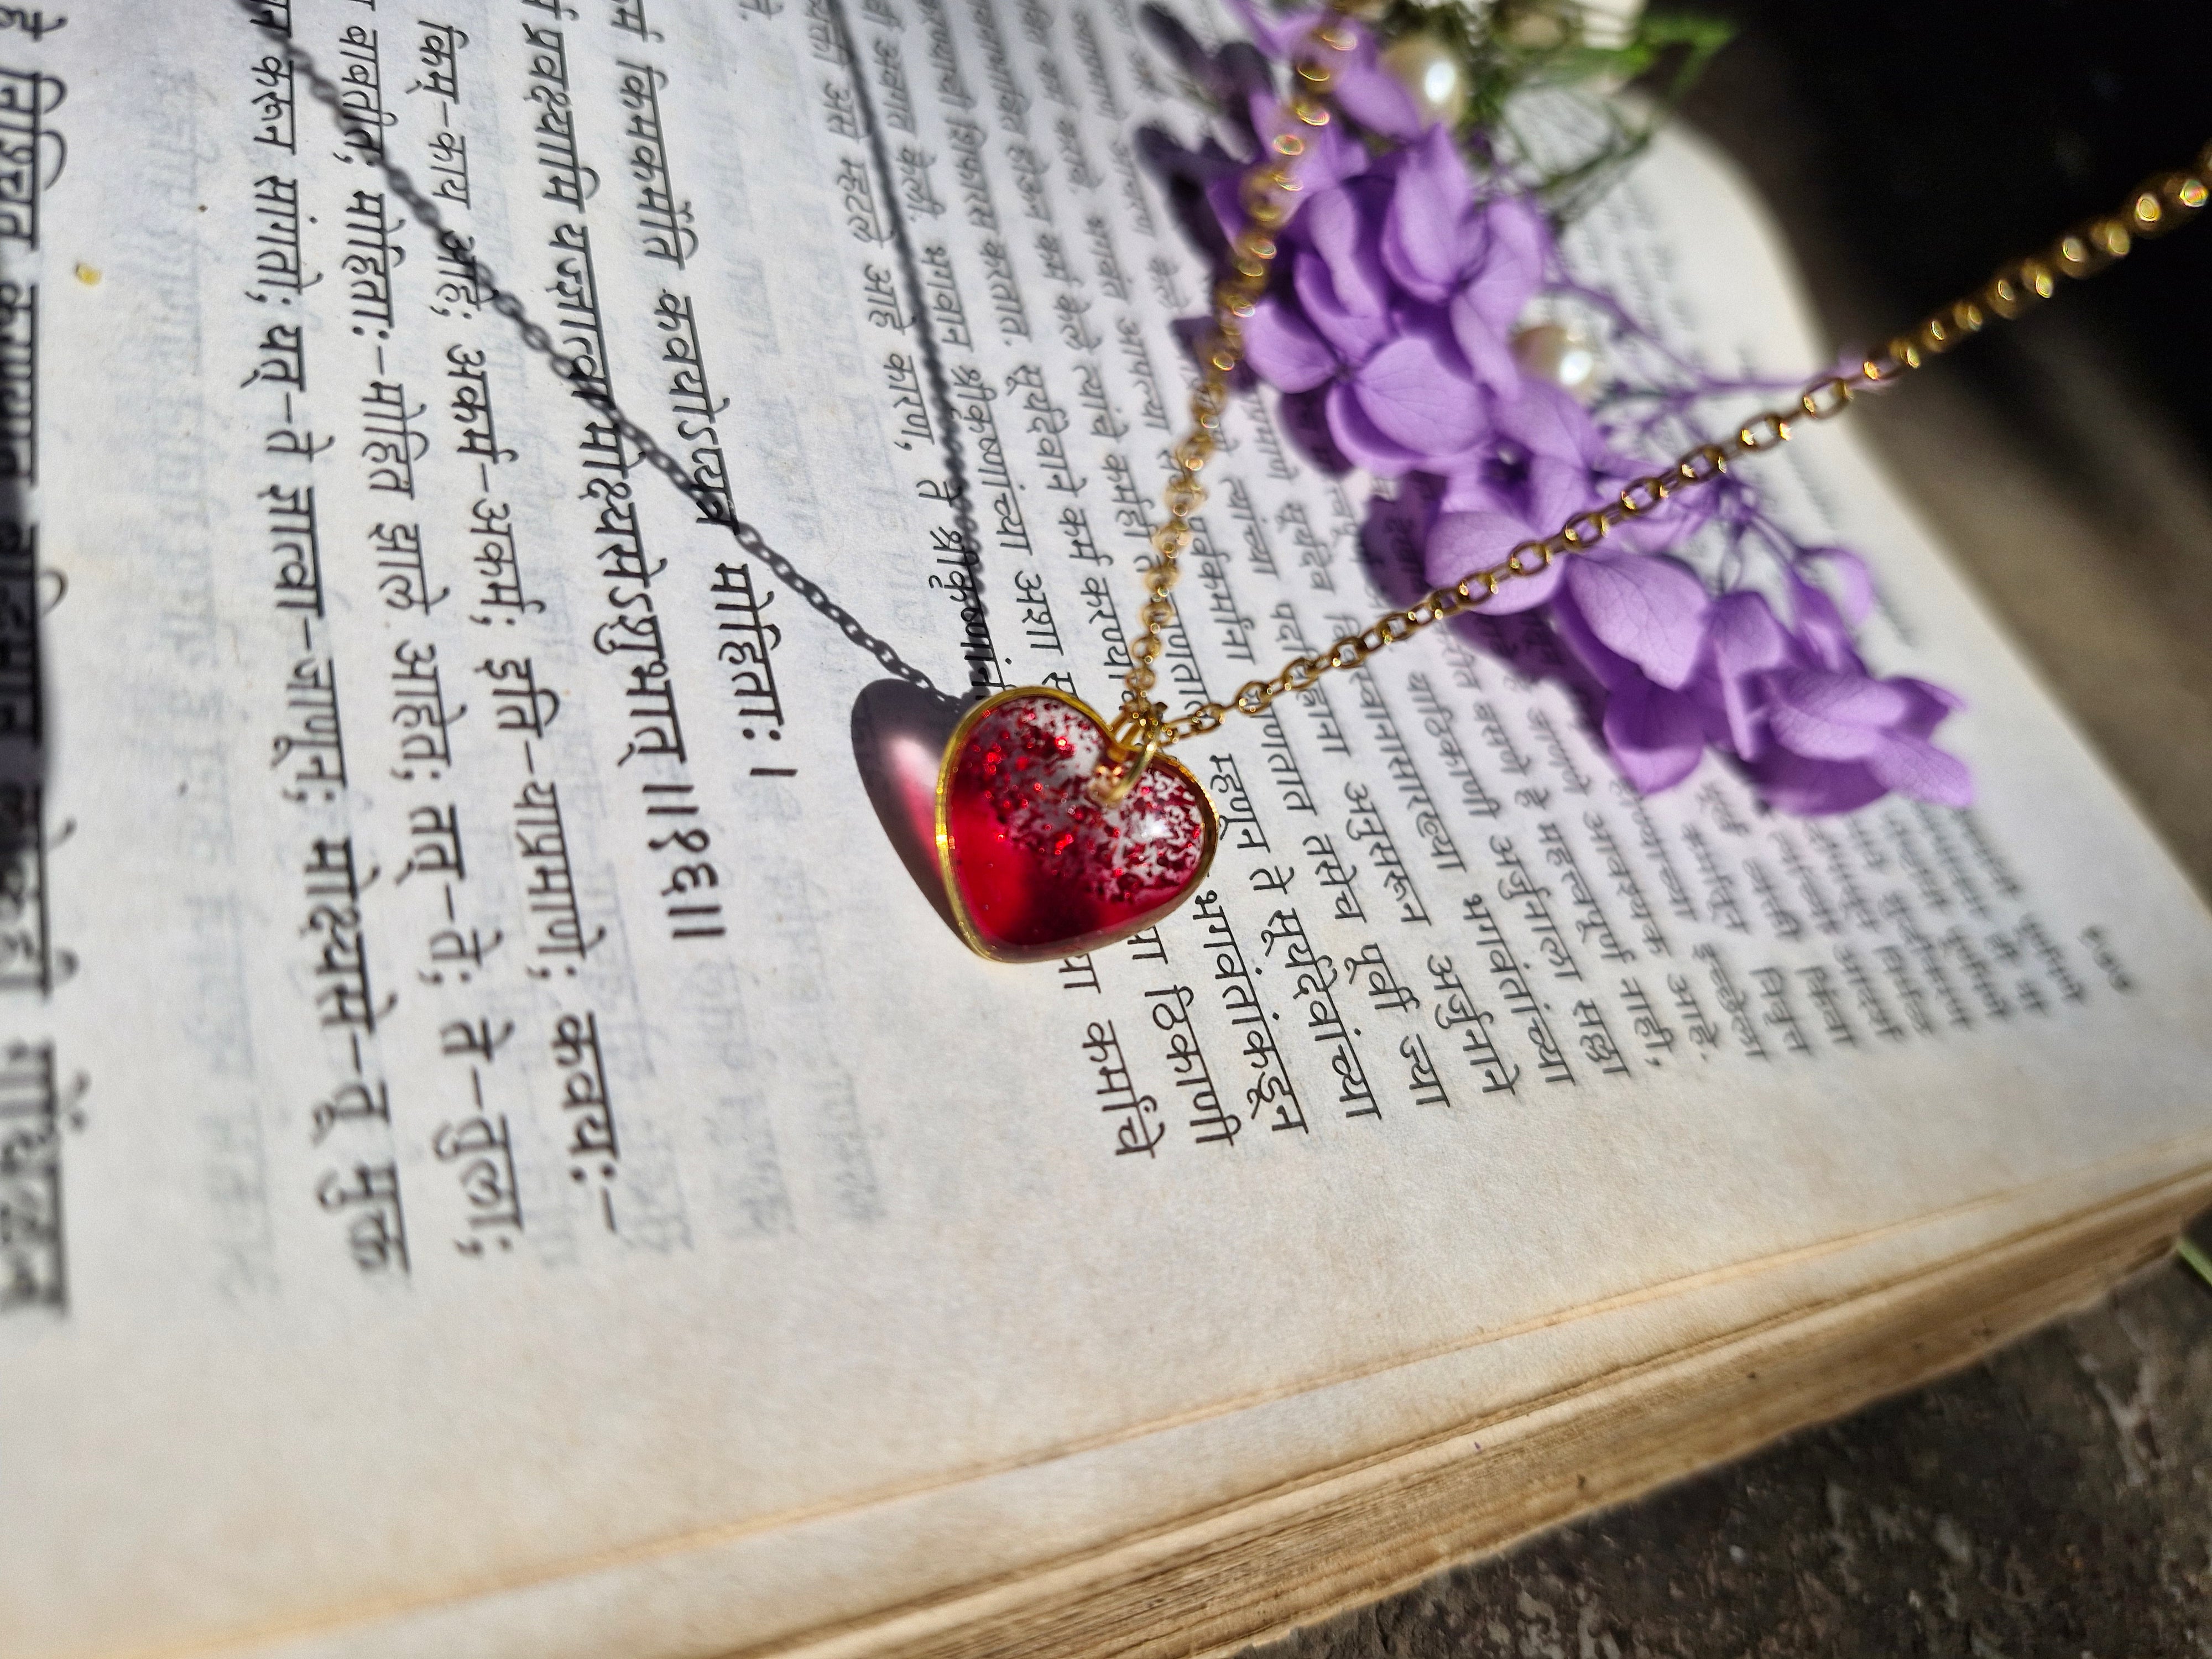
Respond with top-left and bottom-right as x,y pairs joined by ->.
1707,591 -> 1790,677
1448,285 -> 1522,395
1322,379 -> 1431,476
1242,296 -> 1337,393
1294,234 -> 1396,363
1750,750 -> 1888,816
1786,575 -> 1865,674
1867,733 -> 1974,806
1602,679 -> 1706,793
1434,464 -> 1511,514
1891,675 -> 1966,739
1770,669 -> 1915,757
1425,510 -> 1562,612
1348,331 -> 1486,459
1703,593 -> 1790,756
1425,509 -> 1521,578
1454,195 -> 1551,335
1296,181 -> 1390,315
1550,586 -> 1641,691
1378,125 -> 1475,304
1610,476 -> 1715,556
1712,667 -> 1764,759
1687,670 -> 1738,755
1562,552 -> 1710,690
1292,106 -> 1374,195
1522,456 -> 1596,532
1794,669 -> 1914,723
1801,546 -> 1875,625
1768,705 -> 1884,760
1331,58 -> 1426,142
1496,379 -> 1610,468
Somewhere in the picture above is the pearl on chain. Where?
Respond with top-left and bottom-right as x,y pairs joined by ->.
1512,322 -> 1601,399
1380,34 -> 1469,129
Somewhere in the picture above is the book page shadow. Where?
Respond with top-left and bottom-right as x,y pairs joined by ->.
851,678 -> 971,940
0,468 -> 35,879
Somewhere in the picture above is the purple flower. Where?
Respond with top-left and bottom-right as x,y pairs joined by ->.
1428,380 -> 1714,578
1750,669 -> 1969,812
1510,545 -> 1717,793
1240,126 -> 1552,475
1729,564 -> 1972,812
1139,0 -> 1973,817
1218,0 -> 1429,140
1379,126 -> 1550,392
1421,508 -> 1971,810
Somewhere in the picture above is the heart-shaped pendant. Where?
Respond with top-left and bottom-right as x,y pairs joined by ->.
935,687 -> 1218,963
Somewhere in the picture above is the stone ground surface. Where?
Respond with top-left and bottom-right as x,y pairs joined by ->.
1257,1264 -> 2211,1659
1251,8 -> 2212,1656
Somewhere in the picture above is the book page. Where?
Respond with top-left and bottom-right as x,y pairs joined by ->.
2,2 -> 2208,1655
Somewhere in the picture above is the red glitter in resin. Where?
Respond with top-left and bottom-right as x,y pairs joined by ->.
937,691 -> 1215,961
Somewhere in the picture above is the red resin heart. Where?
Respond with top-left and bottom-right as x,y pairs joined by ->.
935,689 -> 1217,963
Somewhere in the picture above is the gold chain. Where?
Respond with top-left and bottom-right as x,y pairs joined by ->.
1087,15 -> 1355,803
1090,56 -> 2212,803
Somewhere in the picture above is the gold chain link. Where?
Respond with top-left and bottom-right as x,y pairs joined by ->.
1088,13 -> 1353,803
1092,79 -> 2212,799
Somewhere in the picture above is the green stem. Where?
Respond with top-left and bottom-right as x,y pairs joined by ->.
2177,1233 -> 2212,1290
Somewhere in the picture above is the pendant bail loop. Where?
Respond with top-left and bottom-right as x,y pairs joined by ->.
1088,702 -> 1166,807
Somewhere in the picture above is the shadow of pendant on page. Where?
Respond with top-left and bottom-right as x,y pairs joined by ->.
851,677 -> 973,941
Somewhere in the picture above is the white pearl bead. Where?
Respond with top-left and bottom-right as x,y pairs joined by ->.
1512,322 -> 1601,399
1380,34 -> 1468,129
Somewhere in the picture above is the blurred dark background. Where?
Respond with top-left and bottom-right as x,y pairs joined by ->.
1259,4 -> 2212,1655
1670,0 -> 2212,881
1707,0 -> 2212,465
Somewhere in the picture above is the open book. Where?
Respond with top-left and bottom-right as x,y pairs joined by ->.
4,2 -> 2208,1656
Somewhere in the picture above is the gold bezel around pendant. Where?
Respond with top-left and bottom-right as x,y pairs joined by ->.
932,685 -> 1220,965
